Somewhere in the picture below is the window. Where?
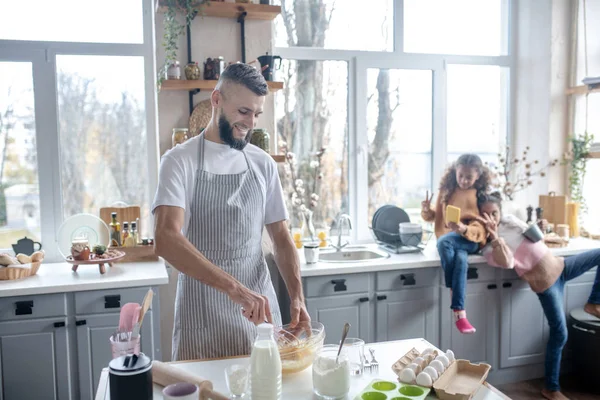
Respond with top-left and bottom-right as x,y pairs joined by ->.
275,0 -> 394,51
276,60 -> 349,228
572,0 -> 600,232
0,0 -> 144,44
275,1 -> 513,241
403,0 -> 508,56
447,65 -> 509,164
0,0 -> 157,261
0,62 -> 41,249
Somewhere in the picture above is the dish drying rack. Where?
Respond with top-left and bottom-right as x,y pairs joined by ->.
369,227 -> 433,254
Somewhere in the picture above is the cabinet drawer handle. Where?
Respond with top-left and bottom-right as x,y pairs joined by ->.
331,279 -> 347,292
487,284 -> 497,290
76,320 -> 87,326
467,267 -> 479,280
358,297 -> 369,303
400,274 -> 416,286
377,295 -> 387,301
502,282 -> 513,288
54,321 -> 65,328
15,300 -> 34,315
104,295 -> 121,309
573,324 -> 596,335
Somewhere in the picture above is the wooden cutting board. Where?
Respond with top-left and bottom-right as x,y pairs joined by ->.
539,192 -> 567,225
99,205 -> 141,233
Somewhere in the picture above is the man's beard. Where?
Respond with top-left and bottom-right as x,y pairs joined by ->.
219,114 -> 251,150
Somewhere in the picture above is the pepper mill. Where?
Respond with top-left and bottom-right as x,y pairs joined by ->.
526,206 -> 533,224
536,207 -> 543,221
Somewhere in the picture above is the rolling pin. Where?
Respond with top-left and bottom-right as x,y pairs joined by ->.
152,360 -> 230,400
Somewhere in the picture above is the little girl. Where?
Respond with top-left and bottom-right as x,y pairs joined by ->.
478,192 -> 600,400
421,153 -> 489,334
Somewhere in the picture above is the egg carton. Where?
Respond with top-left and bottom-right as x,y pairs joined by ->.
393,347 -> 455,388
353,379 -> 431,400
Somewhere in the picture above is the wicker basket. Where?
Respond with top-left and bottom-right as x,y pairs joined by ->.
0,261 -> 42,280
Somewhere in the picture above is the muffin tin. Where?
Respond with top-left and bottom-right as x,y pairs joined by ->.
353,379 -> 431,400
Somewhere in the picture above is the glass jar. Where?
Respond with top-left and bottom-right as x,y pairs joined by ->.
312,345 -> 350,400
185,62 -> 201,80
172,128 -> 189,147
167,61 -> 181,80
250,129 -> 270,152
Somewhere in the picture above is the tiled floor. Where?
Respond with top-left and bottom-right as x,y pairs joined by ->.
496,376 -> 599,400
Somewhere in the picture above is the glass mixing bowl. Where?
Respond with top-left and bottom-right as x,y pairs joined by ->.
275,321 -> 325,375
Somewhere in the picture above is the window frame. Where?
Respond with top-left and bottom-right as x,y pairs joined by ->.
0,0 -> 159,262
275,0 -> 516,241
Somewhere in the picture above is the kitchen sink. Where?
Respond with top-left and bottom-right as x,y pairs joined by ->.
318,248 -> 390,263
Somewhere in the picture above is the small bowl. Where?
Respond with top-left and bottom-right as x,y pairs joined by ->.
399,222 -> 422,232
276,321 -> 325,375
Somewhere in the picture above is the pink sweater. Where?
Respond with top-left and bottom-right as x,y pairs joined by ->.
482,214 -> 564,293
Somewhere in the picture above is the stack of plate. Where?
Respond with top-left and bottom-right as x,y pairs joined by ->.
372,205 -> 410,245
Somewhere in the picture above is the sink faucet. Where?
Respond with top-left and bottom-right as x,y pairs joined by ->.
331,213 -> 352,251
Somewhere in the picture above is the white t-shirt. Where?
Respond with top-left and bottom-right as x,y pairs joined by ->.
152,135 -> 289,236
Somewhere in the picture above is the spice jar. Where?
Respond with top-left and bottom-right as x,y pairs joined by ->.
167,61 -> 181,80
172,128 -> 189,147
185,62 -> 201,80
250,129 -> 270,152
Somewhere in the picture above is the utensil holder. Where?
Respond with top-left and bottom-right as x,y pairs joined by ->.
110,335 -> 141,359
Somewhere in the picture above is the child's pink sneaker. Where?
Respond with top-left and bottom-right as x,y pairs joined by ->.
454,311 -> 476,334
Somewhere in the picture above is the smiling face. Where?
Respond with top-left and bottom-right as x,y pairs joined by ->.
213,83 -> 265,150
455,165 -> 480,190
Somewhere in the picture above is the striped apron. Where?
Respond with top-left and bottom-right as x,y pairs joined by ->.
172,133 -> 282,361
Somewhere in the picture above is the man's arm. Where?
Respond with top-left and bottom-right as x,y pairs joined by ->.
154,205 -> 272,324
266,220 -> 310,327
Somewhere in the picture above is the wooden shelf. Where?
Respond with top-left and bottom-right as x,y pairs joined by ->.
585,152 -> 600,159
271,155 -> 285,163
157,1 -> 281,20
161,79 -> 283,92
566,85 -> 600,96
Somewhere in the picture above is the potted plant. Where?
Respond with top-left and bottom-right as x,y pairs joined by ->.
563,131 -> 594,213
157,0 -> 210,90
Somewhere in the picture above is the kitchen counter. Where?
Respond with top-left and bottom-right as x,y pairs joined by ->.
95,338 -> 511,400
300,237 -> 600,277
0,259 -> 169,297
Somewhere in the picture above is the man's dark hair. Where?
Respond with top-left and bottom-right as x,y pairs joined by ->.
216,63 -> 268,96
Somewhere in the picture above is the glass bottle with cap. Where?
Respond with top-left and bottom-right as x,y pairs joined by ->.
250,323 -> 282,400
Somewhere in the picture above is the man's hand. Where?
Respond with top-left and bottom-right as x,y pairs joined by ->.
481,213 -> 498,241
230,286 -> 273,325
289,298 -> 310,329
448,221 -> 467,235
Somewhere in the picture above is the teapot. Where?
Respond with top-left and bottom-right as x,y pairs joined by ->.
12,237 -> 42,256
257,52 -> 282,81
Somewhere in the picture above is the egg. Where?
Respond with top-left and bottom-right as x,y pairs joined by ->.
416,372 -> 433,387
424,353 -> 436,365
405,362 -> 422,375
430,359 -> 445,375
423,366 -> 439,381
413,356 -> 427,368
399,367 -> 416,384
446,349 -> 455,363
420,348 -> 435,357
436,354 -> 450,368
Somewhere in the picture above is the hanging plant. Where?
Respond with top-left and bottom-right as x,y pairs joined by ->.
563,131 -> 594,212
157,0 -> 209,90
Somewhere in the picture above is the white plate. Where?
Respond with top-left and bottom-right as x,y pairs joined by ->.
56,213 -> 110,258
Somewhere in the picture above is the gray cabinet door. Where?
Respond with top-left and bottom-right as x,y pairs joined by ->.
0,317 -> 71,400
564,267 -> 596,314
500,279 -> 548,368
440,281 -> 499,368
306,293 -> 370,344
375,287 -> 439,346
76,312 -> 154,400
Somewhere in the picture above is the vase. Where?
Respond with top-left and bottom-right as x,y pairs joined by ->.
302,209 -> 316,243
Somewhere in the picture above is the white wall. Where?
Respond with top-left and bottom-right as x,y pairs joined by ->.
155,12 -> 275,360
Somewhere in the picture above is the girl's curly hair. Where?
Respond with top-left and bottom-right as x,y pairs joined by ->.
439,153 -> 491,205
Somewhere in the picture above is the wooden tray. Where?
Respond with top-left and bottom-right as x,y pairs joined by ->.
112,246 -> 158,263
66,250 -> 125,274
0,262 -> 42,280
